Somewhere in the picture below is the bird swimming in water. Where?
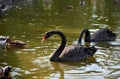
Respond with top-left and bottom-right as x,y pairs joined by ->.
0,66 -> 12,79
78,28 -> 116,44
41,30 -> 97,62
0,36 -> 26,47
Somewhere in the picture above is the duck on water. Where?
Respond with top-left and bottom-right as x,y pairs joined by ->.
41,30 -> 97,62
0,36 -> 26,47
0,66 -> 12,79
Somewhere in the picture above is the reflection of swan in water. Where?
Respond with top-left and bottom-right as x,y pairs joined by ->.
78,28 -> 116,44
51,62 -> 64,79
41,30 -> 97,62
51,57 -> 96,79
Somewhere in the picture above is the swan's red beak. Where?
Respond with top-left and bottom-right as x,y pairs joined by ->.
41,35 -> 46,43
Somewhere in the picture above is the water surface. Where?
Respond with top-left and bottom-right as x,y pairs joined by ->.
0,0 -> 120,79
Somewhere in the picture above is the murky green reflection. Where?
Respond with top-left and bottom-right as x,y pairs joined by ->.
0,0 -> 120,79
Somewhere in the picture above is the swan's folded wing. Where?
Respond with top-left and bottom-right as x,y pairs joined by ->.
59,45 -> 88,62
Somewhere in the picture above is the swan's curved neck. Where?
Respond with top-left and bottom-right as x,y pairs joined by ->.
50,31 -> 66,61
78,29 -> 91,44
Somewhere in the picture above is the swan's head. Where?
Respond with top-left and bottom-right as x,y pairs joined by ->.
107,29 -> 116,37
105,29 -> 116,41
86,46 -> 97,56
41,31 -> 55,43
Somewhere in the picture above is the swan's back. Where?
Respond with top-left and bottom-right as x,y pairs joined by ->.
91,29 -> 116,42
59,45 -> 97,62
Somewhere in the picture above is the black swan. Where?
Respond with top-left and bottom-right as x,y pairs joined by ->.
41,30 -> 97,62
78,28 -> 116,44
0,66 -> 12,79
0,36 -> 26,47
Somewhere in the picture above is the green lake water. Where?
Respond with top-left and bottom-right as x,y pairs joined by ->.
0,0 -> 120,79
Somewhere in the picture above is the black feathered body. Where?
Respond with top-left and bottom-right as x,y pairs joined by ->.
91,28 -> 116,42
59,45 -> 94,62
43,30 -> 97,62
78,28 -> 116,43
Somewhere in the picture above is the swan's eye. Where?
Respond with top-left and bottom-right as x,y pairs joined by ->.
46,34 -> 50,38
46,32 -> 53,38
